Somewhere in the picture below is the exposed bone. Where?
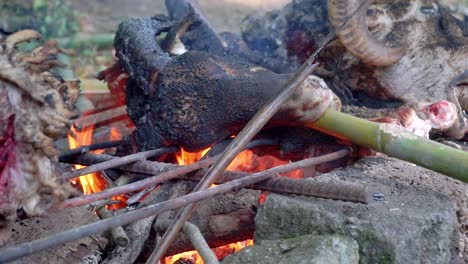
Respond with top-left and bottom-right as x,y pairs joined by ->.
327,0 -> 405,66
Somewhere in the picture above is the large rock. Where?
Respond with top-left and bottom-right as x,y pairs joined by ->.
222,234 -> 359,264
254,157 -> 461,264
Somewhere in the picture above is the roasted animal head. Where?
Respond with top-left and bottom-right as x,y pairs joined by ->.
328,0 -> 468,135
329,0 -> 468,104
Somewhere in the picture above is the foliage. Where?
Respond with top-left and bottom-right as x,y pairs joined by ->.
0,0 -> 79,38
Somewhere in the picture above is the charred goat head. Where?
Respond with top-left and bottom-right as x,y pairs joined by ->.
243,0 -> 468,137
328,0 -> 468,137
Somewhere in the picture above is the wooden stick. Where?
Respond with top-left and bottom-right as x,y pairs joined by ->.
62,147 -> 179,180
93,200 -> 129,247
0,150 -> 349,263
147,33 -> 335,263
58,140 -> 122,161
71,105 -> 127,131
58,148 -> 366,209
55,155 -> 218,210
158,220 -> 220,264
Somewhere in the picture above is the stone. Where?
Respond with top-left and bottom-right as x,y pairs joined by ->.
222,234 -> 359,264
254,157 -> 461,264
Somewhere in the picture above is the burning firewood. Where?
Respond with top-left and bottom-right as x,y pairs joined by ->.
0,30 -> 78,244
0,149 -> 355,262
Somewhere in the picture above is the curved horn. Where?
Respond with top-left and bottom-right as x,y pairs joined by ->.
328,0 -> 405,67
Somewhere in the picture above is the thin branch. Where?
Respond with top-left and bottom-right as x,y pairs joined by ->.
0,150 -> 350,263
93,200 -> 129,247
58,148 -> 366,209
182,222 -> 219,264
71,105 -> 127,131
61,147 -> 179,180
159,220 -> 220,264
58,140 -> 122,161
147,32 -> 335,263
55,154 -> 218,210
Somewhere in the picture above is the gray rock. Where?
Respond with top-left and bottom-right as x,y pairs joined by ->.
222,234 -> 359,264
254,157 -> 459,264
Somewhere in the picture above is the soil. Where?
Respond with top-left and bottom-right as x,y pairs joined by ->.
66,0 -> 289,35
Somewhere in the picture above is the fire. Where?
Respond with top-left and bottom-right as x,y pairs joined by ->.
166,145 -> 302,263
177,148 -> 302,178
68,126 -> 107,194
164,240 -> 254,264
176,147 -> 211,165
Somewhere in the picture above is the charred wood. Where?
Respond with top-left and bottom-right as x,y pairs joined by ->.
0,150 -> 356,263
71,105 -> 128,131
102,182 -> 178,264
59,148 -> 367,208
154,184 -> 259,258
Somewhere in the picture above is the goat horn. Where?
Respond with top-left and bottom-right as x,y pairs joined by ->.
328,0 -> 405,67
5,29 -> 42,50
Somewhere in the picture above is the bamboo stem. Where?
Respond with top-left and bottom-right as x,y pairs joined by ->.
310,109 -> 468,181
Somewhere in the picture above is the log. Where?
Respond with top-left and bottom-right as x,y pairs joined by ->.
102,182 -> 181,264
153,183 -> 260,257
71,105 -> 128,131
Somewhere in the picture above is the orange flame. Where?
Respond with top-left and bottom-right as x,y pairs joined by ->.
164,239 -> 254,264
68,126 -> 107,194
165,145 -> 302,264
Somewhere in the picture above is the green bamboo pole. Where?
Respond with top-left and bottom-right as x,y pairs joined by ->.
309,109 -> 468,182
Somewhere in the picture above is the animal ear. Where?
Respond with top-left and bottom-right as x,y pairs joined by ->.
327,0 -> 405,67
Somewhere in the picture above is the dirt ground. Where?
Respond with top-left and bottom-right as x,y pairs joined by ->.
66,0 -> 289,35
66,0 -> 467,36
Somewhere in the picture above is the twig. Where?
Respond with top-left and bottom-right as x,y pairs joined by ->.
166,220 -> 220,264
58,140 -> 122,161
0,150 -> 350,263
147,32 -> 335,263
101,183 -> 176,264
62,147 -> 179,180
93,200 -> 129,247
71,105 -> 127,131
55,154 -> 217,210
58,147 -> 363,209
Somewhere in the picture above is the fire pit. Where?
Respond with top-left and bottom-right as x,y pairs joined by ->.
0,0 -> 467,263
